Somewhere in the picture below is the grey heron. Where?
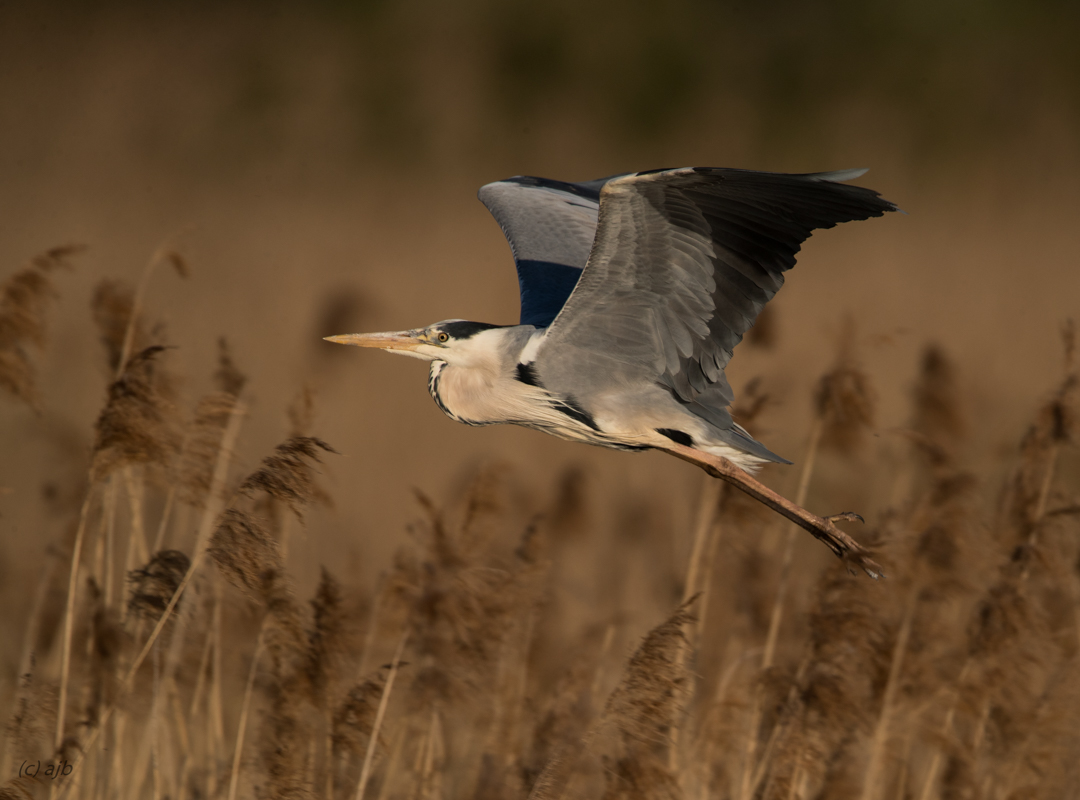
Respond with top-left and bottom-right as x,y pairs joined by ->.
327,167 -> 896,576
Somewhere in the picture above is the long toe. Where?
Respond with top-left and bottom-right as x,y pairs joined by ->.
812,513 -> 883,579
825,511 -> 865,524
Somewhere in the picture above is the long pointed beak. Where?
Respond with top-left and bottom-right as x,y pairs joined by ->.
324,331 -> 424,352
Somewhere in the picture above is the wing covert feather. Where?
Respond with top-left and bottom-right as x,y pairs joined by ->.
533,168 -> 897,416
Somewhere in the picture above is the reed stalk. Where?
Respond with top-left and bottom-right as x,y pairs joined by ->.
354,631 -> 409,800
226,627 -> 264,800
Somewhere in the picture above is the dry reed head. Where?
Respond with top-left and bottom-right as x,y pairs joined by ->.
91,279 -> 139,373
287,384 -> 316,438
2,660 -> 58,777
83,579 -> 125,728
0,269 -> 54,350
333,670 -> 388,760
604,600 -> 695,751
920,332 -> 1079,795
412,488 -> 456,568
208,555 -> 304,755
0,776 -> 41,800
814,364 -> 875,453
595,600 -> 695,800
958,572 -> 1060,788
951,492 -> 1071,792
1041,373 -> 1078,448
601,753 -> 681,800
127,550 -> 191,621
765,566 -> 892,797
212,336 -> 246,397
238,436 -> 337,517
91,345 -> 181,479
1037,320 -> 1077,447
814,321 -> 875,453
211,435 -> 341,683
522,659 -> 595,783
407,554 -> 515,707
175,392 -> 240,508
160,247 -> 190,280
305,567 -> 349,707
0,245 -> 82,407
208,495 -> 311,800
730,376 -> 772,437
910,472 -> 980,577
911,343 -> 965,461
456,461 -> 516,552
543,465 -> 590,543
256,679 -> 311,800
208,507 -> 284,599
966,580 -> 1030,662
1001,324 -> 1078,538
474,753 -> 527,800
1002,666 -> 1080,796
174,337 -> 246,508
402,480 -> 542,718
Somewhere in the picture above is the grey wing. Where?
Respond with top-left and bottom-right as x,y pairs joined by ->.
533,167 -> 897,425
478,177 -> 605,268
478,175 -> 627,327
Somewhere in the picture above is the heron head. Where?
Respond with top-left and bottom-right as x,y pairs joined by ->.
325,320 -> 505,363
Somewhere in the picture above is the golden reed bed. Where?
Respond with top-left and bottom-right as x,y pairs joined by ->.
1,245 -> 1078,800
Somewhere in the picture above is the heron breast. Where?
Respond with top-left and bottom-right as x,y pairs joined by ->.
428,361 -> 528,426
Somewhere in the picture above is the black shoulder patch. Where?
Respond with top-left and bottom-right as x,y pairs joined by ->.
438,320 -> 504,340
553,397 -> 600,431
516,362 -> 541,386
656,428 -> 694,447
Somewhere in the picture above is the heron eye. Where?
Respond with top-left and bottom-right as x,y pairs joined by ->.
437,332 -> 449,343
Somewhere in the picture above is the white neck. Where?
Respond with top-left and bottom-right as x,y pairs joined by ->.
427,329 -> 544,425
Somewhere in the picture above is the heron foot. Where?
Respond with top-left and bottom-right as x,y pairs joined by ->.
825,512 -> 865,524
662,444 -> 883,579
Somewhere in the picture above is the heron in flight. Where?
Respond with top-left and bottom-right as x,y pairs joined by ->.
327,168 -> 896,575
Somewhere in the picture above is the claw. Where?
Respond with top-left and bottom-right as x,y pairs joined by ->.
825,512 -> 865,524
849,559 -> 885,580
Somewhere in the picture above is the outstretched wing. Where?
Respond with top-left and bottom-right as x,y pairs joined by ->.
534,167 -> 897,413
478,175 -> 626,327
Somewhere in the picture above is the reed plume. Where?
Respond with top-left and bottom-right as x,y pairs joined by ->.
173,339 -> 247,513
911,343 -> 965,462
127,550 -> 191,621
604,600 -> 696,750
762,562 -> 891,799
334,671 -> 388,762
91,280 -> 141,373
213,336 -> 247,397
600,600 -> 696,800
237,436 -> 337,516
814,320 -> 875,454
0,244 -> 82,407
405,485 -> 520,710
306,568 -> 351,706
287,384 -> 317,438
207,435 -> 340,800
91,346 -> 181,479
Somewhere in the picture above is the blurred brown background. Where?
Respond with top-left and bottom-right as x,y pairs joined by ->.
1,0 -> 1078,631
